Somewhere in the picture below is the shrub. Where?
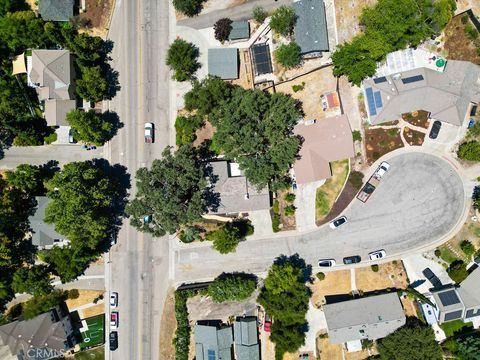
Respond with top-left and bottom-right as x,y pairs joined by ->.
285,193 -> 296,203
316,272 -> 325,281
67,289 -> 80,299
460,240 -> 475,257
214,18 -> 232,42
352,130 -> 362,142
173,0 -> 204,17
44,132 -> 58,144
371,264 -> 379,272
274,42 -> 301,68
348,171 -> 364,190
272,213 -> 281,232
269,6 -> 296,36
434,249 -> 441,257
175,115 -> 203,146
252,6 -> 268,24
465,24 -> 479,40
461,15 -> 469,24
284,205 -> 296,216
207,273 -> 257,302
387,128 -> 398,137
179,226 -> 201,243
292,82 -> 305,92
448,260 -> 469,283
458,141 -> 480,161
272,199 -> 280,214
166,38 -> 199,82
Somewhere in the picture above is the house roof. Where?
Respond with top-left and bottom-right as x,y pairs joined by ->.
195,324 -> 233,360
293,0 -> 329,54
45,99 -> 76,127
459,266 -> 480,308
0,308 -> 72,357
293,115 -> 354,184
363,60 -> 480,126
208,48 -> 239,80
38,0 -> 74,21
208,161 -> 270,214
324,293 -> 406,344
234,317 -> 259,360
28,196 -> 65,247
229,20 -> 250,41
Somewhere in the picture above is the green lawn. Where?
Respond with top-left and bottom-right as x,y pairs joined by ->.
315,160 -> 349,221
438,245 -> 459,264
79,314 -> 105,350
440,320 -> 473,337
75,346 -> 104,360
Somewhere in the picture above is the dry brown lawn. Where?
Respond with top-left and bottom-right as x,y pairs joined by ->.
78,0 -> 115,38
346,349 -> 375,360
355,261 -> 408,292
159,289 -> 176,360
335,0 -> 377,43
65,290 -> 104,310
81,303 -> 105,318
283,351 -> 314,360
317,337 -> 343,360
310,270 -> 351,307
401,297 -> 417,317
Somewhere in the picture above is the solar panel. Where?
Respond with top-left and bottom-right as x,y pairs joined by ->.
444,310 -> 463,321
401,74 -> 424,84
208,349 -> 216,360
365,87 -> 376,116
438,290 -> 461,306
251,44 -> 273,75
373,76 -> 387,84
374,91 -> 383,108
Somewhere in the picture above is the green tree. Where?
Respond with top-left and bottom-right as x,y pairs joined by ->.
0,0 -> 29,16
214,18 -> 232,42
65,109 -> 113,145
184,76 -> 232,116
210,88 -> 301,190
175,115 -> 203,146
456,336 -> 480,360
5,164 -> 42,194
269,6 -> 296,36
274,42 -> 301,69
11,265 -> 52,296
448,260 -> 469,283
207,273 -> 257,302
252,6 -> 268,24
76,66 -> 108,103
458,141 -> 480,161
460,240 -> 476,257
166,38 -> 199,82
431,0 -> 456,33
21,290 -> 66,320
126,145 -> 208,237
172,0 -> 204,17
43,246 -> 93,283
377,318 -> 442,360
206,223 -> 242,254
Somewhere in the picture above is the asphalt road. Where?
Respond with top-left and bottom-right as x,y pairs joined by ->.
174,152 -> 466,283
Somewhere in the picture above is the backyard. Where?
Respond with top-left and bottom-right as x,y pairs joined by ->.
364,127 -> 404,164
443,14 -> 480,65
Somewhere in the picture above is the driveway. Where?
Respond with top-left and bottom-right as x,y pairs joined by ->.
174,152 -> 466,282
295,180 -> 325,231
402,254 -> 453,294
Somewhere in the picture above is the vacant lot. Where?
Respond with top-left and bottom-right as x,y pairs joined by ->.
335,0 -> 377,43
443,15 -> 480,65
310,270 -> 351,307
365,127 -> 404,164
355,261 -> 408,292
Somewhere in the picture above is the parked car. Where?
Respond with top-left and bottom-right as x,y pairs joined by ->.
330,216 -> 347,229
376,162 -> 391,178
264,314 -> 272,332
110,292 -> 118,309
369,250 -> 386,260
109,331 -> 118,351
68,129 -> 76,144
318,259 -> 336,267
304,119 -> 316,126
343,255 -> 361,265
422,268 -> 442,288
144,122 -> 154,143
429,120 -> 441,139
110,312 -> 119,329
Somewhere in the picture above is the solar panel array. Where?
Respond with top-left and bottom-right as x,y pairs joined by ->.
365,87 -> 383,116
444,310 -> 463,321
208,349 -> 216,360
438,290 -> 461,307
251,44 -> 273,76
401,74 -> 424,84
373,76 -> 387,84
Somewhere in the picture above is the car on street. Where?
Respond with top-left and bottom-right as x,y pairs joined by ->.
109,331 -> 118,351
110,311 -> 119,329
318,259 -> 336,267
422,268 -> 442,288
330,216 -> 347,229
369,250 -> 386,260
144,122 -> 154,143
264,314 -> 272,332
343,255 -> 361,265
429,120 -> 441,139
110,292 -> 118,309
376,162 -> 391,178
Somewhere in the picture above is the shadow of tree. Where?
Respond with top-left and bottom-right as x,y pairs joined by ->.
102,111 -> 124,142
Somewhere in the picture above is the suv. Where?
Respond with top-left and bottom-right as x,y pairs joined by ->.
109,331 -> 118,351
343,255 -> 361,265
422,268 -> 442,288
429,121 -> 441,139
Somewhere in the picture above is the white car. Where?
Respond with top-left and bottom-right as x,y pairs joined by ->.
110,311 -> 119,329
376,161 -> 391,178
369,250 -> 386,260
110,292 -> 118,309
318,259 -> 336,267
144,122 -> 154,143
329,216 -> 347,229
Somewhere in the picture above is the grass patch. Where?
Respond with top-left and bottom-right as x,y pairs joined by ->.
75,346 -> 105,359
315,160 -> 349,222
438,245 -> 460,264
79,314 -> 105,350
440,320 -> 473,337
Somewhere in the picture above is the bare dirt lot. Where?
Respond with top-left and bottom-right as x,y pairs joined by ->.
81,303 -> 105,318
65,290 -> 104,310
310,270 -> 352,307
78,0 -> 115,38
443,15 -> 480,65
355,261 -> 408,292
274,67 -> 338,120
335,0 -> 377,43
364,127 -> 404,164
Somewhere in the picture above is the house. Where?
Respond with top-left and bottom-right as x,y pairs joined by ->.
195,322 -> 233,360
234,317 -> 260,360
229,20 -> 250,41
431,267 -> 480,323
293,115 -> 355,184
250,43 -> 273,76
324,293 -> 406,344
208,161 -> 270,214
28,50 -> 76,127
38,0 -> 74,22
363,59 -> 480,126
0,307 -> 75,360
293,0 -> 329,56
28,196 -> 68,250
208,48 -> 239,80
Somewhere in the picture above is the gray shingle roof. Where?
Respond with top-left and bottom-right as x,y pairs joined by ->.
324,293 -> 406,344
39,0 -> 74,22
208,48 -> 239,80
29,196 -> 65,248
293,0 -> 329,54
195,324 -> 233,360
363,60 -> 480,126
234,317 -> 259,360
229,20 -> 250,41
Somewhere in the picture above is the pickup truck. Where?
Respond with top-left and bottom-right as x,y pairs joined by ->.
356,162 -> 390,203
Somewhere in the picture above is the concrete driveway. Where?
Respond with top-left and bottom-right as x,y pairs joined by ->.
295,180 -> 325,231
174,152 -> 466,282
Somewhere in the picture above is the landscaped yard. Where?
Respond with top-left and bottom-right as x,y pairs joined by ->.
402,110 -> 430,129
271,190 -> 297,232
443,14 -> 480,65
75,346 -> 104,359
365,127 -> 404,164
315,160 -> 349,223
440,319 -> 473,337
403,127 -> 426,146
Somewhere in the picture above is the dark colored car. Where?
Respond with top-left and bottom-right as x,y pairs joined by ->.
422,268 -> 442,288
343,255 -> 361,265
429,120 -> 441,139
109,331 -> 118,351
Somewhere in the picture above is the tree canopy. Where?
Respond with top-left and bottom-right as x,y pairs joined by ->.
275,42 -> 301,69
456,336 -> 480,360
206,223 -> 242,254
458,141 -> 480,161
173,0 -> 204,17
126,145 -> 210,237
184,76 -> 232,116
214,18 -> 232,42
66,109 -> 114,145
269,6 -> 296,36
166,38 -> 199,82
76,66 -> 108,103
207,273 -> 257,302
11,265 -> 52,296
